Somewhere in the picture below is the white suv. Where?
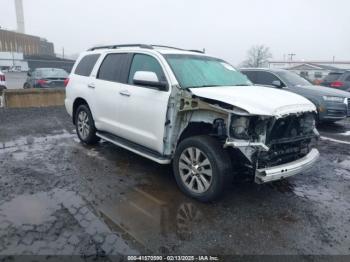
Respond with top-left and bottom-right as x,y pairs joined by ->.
65,44 -> 320,202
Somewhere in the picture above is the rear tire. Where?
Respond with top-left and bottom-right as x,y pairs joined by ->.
173,135 -> 232,202
75,104 -> 100,145
23,83 -> 31,89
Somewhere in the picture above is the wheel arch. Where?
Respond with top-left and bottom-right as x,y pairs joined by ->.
72,97 -> 89,125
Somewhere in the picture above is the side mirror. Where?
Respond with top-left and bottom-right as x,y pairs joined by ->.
133,71 -> 167,90
27,71 -> 32,77
272,80 -> 283,88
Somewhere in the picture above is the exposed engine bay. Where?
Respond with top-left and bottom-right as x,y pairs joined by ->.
164,87 -> 319,182
228,112 -> 319,169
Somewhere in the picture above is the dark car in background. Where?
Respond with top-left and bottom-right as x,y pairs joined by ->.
24,68 -> 69,89
240,68 -> 350,122
320,71 -> 350,91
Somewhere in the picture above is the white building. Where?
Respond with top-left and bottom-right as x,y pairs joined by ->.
268,60 -> 350,82
0,52 -> 29,71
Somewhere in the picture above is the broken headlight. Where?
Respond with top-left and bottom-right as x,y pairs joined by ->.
300,113 -> 316,134
230,116 -> 250,140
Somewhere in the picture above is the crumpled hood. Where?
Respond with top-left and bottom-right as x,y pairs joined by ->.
189,85 -> 316,117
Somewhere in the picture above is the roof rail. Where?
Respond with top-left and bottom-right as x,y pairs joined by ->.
151,45 -> 205,54
188,49 -> 205,54
88,44 -> 153,51
151,45 -> 185,51
87,44 -> 205,54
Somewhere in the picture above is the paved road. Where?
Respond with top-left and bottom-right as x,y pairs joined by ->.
0,107 -> 349,258
3,72 -> 27,89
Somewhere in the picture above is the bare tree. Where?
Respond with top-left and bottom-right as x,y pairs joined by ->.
241,45 -> 272,68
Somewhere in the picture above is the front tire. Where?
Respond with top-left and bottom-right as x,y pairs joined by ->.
75,104 -> 100,145
173,135 -> 232,202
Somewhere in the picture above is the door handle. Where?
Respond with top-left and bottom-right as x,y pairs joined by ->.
87,83 -> 95,89
119,90 -> 131,97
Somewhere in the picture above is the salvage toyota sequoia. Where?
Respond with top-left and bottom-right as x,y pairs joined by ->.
65,44 -> 320,202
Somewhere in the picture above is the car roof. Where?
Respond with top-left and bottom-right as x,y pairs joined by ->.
85,44 -> 207,57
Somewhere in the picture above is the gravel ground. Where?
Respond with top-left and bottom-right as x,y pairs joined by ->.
0,107 -> 349,260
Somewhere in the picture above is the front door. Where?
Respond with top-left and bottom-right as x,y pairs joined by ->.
115,53 -> 171,153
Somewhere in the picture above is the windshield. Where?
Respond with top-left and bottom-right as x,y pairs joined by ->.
164,54 -> 251,88
37,68 -> 68,78
275,70 -> 311,87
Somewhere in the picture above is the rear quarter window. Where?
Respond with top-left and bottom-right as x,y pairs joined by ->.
241,70 -> 257,82
74,54 -> 100,76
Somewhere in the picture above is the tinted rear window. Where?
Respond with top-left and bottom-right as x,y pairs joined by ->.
74,54 -> 100,76
324,72 -> 343,82
97,53 -> 131,83
37,69 -> 68,78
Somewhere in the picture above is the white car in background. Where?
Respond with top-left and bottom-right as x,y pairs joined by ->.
0,70 -> 6,91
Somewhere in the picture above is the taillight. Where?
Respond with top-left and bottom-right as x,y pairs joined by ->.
64,78 -> 69,87
330,81 -> 345,88
0,75 -> 5,81
36,79 -> 48,85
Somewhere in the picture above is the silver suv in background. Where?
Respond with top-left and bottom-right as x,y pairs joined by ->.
65,44 -> 319,202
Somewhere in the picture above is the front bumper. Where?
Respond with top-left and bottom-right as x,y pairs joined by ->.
255,148 -> 319,183
319,102 -> 348,121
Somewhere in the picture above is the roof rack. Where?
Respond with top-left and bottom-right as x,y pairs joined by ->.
88,44 -> 153,51
151,45 -> 205,54
87,44 -> 205,53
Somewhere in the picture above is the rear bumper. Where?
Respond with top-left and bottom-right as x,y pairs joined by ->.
255,148 -> 319,183
65,98 -> 73,117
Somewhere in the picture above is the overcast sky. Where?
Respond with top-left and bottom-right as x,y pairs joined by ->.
0,0 -> 349,64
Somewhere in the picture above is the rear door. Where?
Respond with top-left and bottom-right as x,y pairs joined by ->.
92,53 -> 133,134
115,53 -> 171,153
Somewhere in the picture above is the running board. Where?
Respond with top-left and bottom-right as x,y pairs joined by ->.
96,132 -> 171,164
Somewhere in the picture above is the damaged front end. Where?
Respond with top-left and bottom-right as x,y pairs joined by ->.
225,112 -> 320,183
164,85 -> 319,184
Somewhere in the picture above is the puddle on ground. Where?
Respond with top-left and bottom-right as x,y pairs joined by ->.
99,184 -> 208,252
0,192 -> 60,226
0,189 -> 138,255
0,131 -> 75,151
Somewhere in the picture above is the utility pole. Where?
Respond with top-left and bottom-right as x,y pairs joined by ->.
62,47 -> 65,59
288,53 -> 296,61
332,56 -> 335,63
